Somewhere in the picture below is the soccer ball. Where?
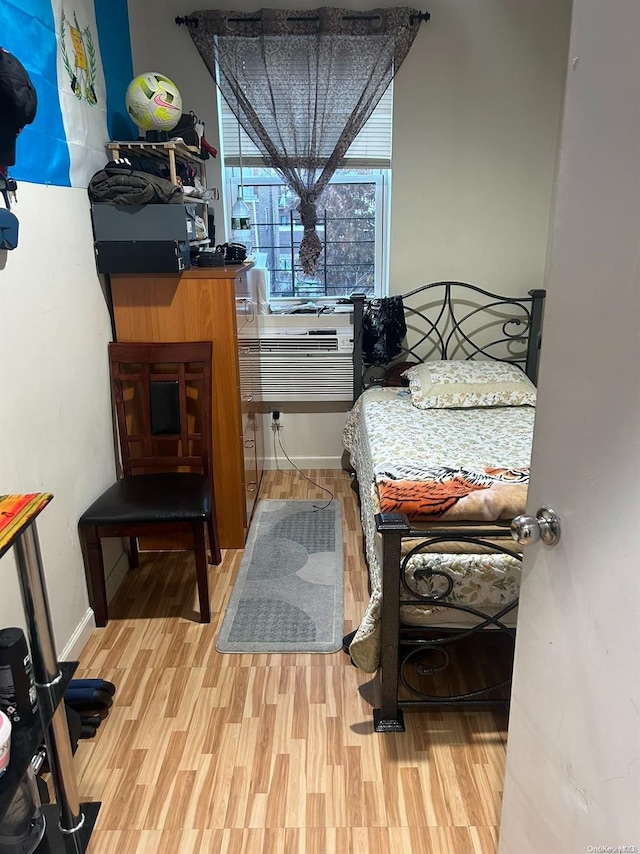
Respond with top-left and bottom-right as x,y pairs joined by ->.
125,72 -> 182,132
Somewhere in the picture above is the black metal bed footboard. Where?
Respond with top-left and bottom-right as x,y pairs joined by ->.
374,512 -> 522,733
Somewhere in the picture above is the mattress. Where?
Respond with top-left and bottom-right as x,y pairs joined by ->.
343,387 -> 534,672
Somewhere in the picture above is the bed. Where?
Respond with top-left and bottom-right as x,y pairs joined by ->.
343,282 -> 546,732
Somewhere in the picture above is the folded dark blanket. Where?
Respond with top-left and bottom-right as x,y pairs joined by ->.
88,166 -> 183,205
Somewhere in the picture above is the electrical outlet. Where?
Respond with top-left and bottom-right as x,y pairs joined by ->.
271,410 -> 283,430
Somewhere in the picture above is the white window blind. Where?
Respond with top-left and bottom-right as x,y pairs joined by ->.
220,82 -> 393,169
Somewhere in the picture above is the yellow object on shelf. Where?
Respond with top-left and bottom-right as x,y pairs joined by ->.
0,494 -> 52,559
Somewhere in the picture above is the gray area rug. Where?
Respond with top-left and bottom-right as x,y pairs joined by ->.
216,499 -> 344,653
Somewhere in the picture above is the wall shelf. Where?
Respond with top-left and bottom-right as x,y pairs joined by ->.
100,140 -> 213,262
107,140 -> 207,192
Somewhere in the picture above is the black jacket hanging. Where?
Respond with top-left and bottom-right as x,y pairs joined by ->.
361,295 -> 407,365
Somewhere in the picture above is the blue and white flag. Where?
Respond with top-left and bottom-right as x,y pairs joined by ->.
0,0 -> 134,187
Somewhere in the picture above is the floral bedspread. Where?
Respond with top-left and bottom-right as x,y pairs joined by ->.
342,388 -> 533,672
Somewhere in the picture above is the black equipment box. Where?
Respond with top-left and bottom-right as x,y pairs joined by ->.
91,203 -> 189,241
91,204 -> 192,273
94,240 -> 190,273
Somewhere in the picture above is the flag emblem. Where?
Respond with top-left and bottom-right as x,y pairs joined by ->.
60,9 -> 97,105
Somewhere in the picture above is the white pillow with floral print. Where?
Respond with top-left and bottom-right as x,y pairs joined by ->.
403,360 -> 536,409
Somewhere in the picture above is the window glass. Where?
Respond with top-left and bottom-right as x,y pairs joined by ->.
226,168 -> 388,299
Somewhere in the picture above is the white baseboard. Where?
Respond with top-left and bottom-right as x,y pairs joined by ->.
59,608 -> 96,661
263,454 -> 342,470
59,550 -> 130,661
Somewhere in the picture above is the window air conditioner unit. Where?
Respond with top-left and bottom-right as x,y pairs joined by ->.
258,326 -> 353,402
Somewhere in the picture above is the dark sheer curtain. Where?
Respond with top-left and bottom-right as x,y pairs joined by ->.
187,8 -> 422,274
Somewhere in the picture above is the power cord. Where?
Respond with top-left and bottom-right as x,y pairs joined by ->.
272,414 -> 334,511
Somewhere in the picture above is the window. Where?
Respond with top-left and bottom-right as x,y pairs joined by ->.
219,85 -> 393,299
225,168 -> 388,299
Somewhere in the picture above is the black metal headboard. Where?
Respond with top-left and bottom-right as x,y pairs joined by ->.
351,282 -> 546,401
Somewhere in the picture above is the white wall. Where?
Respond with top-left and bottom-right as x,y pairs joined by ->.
126,0 -> 227,239
128,0 -> 571,294
0,183 -> 122,656
390,0 -> 571,294
127,0 -> 572,467
262,409 -> 351,470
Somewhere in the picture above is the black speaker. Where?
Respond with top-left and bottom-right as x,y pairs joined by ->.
94,240 -> 191,273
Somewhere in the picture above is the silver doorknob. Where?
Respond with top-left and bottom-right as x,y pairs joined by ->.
511,507 -> 561,546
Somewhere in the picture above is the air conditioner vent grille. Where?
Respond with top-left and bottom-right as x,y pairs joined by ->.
256,329 -> 353,402
259,337 -> 339,353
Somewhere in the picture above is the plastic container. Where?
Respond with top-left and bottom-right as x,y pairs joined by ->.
0,710 -> 10,776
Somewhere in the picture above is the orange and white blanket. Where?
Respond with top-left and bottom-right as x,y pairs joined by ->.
376,463 -> 529,521
345,386 -> 535,523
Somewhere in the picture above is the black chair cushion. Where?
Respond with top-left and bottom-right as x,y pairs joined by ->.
79,473 -> 211,526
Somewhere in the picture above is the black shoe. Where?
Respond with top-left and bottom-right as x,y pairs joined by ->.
342,630 -> 357,656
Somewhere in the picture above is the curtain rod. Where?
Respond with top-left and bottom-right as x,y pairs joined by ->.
175,11 -> 430,28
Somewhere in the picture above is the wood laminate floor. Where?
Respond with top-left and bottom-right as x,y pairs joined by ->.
76,470 -> 508,853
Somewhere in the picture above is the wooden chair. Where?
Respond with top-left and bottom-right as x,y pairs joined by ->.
79,341 -> 221,627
